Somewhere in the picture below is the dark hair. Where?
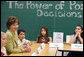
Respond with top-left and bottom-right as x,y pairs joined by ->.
76,25 -> 83,30
18,29 -> 25,35
73,25 -> 83,34
38,26 -> 49,41
6,16 -> 19,29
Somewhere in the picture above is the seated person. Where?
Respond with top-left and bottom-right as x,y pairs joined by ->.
6,16 -> 31,55
37,26 -> 52,43
70,25 -> 83,44
18,29 -> 32,48
68,25 -> 83,56
1,32 -> 7,56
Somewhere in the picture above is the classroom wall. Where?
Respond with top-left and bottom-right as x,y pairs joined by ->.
1,1 -> 83,41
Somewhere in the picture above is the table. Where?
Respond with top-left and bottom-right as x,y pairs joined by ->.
37,44 -> 57,56
9,43 -> 40,56
58,43 -> 83,56
9,43 -> 57,56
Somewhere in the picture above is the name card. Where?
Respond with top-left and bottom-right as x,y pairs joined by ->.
49,43 -> 63,48
71,44 -> 83,48
41,43 -> 45,48
37,47 -> 41,54
31,52 -> 37,56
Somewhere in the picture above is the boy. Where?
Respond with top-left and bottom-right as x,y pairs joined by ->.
18,29 -> 32,48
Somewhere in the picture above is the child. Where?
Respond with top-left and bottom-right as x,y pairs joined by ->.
68,25 -> 83,56
37,26 -> 52,43
70,25 -> 83,44
5,16 -> 31,55
1,32 -> 7,56
18,29 -> 32,48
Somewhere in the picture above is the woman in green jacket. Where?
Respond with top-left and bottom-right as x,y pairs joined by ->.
6,16 -> 31,55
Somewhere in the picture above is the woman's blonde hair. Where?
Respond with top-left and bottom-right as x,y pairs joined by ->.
1,32 -> 6,38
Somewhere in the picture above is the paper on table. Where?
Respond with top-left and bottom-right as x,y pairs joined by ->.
37,47 -> 41,54
66,35 -> 73,43
53,32 -> 64,43
49,43 -> 63,48
71,44 -> 83,48
41,43 -> 45,48
31,52 -> 37,56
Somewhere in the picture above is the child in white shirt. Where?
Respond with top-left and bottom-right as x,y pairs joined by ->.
18,29 -> 31,48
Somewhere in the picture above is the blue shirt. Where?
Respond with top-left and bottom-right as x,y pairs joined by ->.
73,34 -> 81,44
